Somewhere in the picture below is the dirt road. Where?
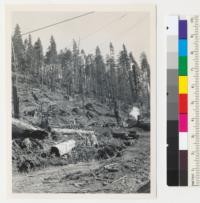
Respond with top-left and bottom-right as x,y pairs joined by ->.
13,132 -> 150,193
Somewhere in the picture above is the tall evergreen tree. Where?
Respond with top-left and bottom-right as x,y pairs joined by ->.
78,49 -> 86,106
105,42 -> 118,107
34,38 -> 43,77
25,34 -> 34,75
129,52 -> 140,99
45,35 -> 57,64
12,24 -> 25,72
140,52 -> 150,113
109,42 -> 117,101
140,52 -> 150,88
58,48 -> 73,95
95,46 -> 106,102
118,44 -> 133,103
72,40 -> 79,95
12,24 -> 24,118
85,54 -> 96,97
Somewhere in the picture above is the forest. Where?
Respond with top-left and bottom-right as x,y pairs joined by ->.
12,24 -> 150,120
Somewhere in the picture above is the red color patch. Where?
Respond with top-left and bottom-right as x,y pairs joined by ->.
179,94 -> 187,113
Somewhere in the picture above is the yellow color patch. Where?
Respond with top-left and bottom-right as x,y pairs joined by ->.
179,76 -> 188,94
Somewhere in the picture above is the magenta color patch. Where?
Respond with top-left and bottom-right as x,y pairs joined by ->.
179,114 -> 188,132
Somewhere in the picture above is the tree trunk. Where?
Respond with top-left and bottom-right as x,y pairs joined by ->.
12,85 -> 19,119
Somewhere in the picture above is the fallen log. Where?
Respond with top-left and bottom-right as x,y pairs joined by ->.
52,128 -> 94,135
104,163 -> 119,172
111,175 -> 127,184
50,140 -> 76,156
138,121 -> 150,131
128,130 -> 139,139
12,118 -> 48,139
111,130 -> 128,140
52,128 -> 98,147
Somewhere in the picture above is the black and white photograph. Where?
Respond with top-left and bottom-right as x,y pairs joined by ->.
8,4 -> 156,195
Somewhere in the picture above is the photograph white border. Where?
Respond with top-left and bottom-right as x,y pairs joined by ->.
5,4 -> 156,199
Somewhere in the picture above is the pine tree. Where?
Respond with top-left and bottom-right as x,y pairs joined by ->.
78,49 -> 86,106
12,24 -> 25,72
140,52 -> 150,88
105,42 -> 118,107
140,52 -> 150,114
85,54 -> 96,97
129,52 -> 140,99
95,46 -> 106,102
12,24 -> 24,118
109,42 -> 117,101
34,38 -> 43,79
45,36 -> 57,64
72,40 -> 79,95
45,36 -> 58,91
59,48 -> 73,95
25,34 -> 34,76
118,44 -> 133,103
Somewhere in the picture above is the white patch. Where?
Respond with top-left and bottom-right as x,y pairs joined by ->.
179,132 -> 188,150
129,106 -> 140,120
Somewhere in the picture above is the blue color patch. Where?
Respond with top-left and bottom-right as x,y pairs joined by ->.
179,39 -> 187,56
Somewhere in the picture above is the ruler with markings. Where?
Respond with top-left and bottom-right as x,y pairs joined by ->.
188,15 -> 200,186
167,15 -> 200,186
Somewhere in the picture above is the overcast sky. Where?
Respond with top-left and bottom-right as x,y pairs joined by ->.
12,11 -> 150,62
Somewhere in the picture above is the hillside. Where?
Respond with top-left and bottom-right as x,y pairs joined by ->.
12,81 -> 150,193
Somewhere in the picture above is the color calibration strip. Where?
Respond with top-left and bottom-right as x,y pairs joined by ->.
167,16 -> 200,186
178,19 -> 188,186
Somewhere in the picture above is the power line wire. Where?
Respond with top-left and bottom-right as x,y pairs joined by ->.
117,15 -> 148,37
87,15 -> 148,53
64,13 -> 127,49
21,11 -> 95,36
80,14 -> 127,41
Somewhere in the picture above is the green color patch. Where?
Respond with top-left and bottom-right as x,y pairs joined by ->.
179,56 -> 187,76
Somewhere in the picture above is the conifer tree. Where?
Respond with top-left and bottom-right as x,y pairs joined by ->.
12,24 -> 25,72
45,36 -> 57,64
34,38 -> 43,78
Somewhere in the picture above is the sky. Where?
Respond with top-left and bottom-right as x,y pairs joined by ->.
12,11 -> 151,62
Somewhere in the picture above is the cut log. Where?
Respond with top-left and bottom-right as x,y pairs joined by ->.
138,120 -> 150,131
52,128 -> 94,135
52,128 -> 98,147
12,118 -> 48,139
111,130 -> 128,140
126,118 -> 138,128
128,130 -> 139,139
104,163 -> 119,172
50,140 -> 76,156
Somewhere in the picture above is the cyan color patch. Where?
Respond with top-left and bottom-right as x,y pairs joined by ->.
179,39 -> 187,56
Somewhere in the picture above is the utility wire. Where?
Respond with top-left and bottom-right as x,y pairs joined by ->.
117,15 -> 148,37
64,13 -> 127,49
80,14 -> 127,41
21,11 -> 95,36
87,15 -> 148,53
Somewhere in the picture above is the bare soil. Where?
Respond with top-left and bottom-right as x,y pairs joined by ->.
12,131 -> 150,193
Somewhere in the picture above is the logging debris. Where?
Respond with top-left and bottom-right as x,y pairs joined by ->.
12,118 -> 48,139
